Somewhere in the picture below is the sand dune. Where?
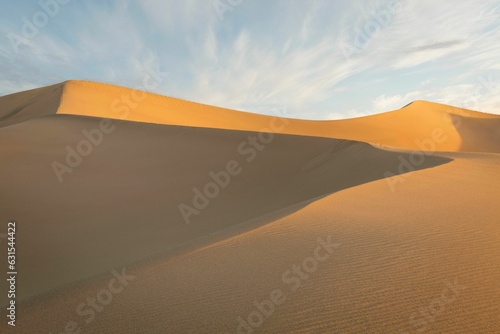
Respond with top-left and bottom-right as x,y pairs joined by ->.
1,80 -> 500,152
0,82 -> 499,333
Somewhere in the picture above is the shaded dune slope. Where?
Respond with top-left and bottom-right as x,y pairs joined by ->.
0,114 -> 451,303
0,83 -> 62,127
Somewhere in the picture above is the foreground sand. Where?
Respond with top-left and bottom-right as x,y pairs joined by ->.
6,151 -> 500,333
0,81 -> 499,333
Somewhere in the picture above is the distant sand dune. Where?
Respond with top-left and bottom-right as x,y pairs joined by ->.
1,80 -> 500,152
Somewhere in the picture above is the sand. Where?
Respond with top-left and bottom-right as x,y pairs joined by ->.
0,81 -> 499,333
2,80 -> 500,152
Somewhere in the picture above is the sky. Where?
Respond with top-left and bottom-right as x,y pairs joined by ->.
1,0 -> 499,120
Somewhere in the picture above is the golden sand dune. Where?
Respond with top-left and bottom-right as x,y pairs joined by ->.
1,80 -> 500,152
0,82 -> 499,333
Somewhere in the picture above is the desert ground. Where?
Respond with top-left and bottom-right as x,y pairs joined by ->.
1,81 -> 499,333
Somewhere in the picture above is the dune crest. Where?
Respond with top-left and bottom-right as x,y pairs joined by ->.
1,80 -> 499,152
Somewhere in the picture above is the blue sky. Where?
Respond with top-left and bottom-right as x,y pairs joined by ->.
1,0 -> 499,119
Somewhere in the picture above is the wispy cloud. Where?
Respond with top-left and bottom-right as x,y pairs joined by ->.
408,40 -> 465,52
